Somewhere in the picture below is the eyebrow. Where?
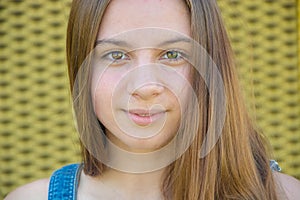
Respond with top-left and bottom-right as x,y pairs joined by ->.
95,36 -> 191,47
95,38 -> 130,47
158,37 -> 191,46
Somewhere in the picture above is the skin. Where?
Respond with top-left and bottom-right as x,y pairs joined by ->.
92,0 -> 192,153
83,0 -> 191,198
4,0 -> 300,199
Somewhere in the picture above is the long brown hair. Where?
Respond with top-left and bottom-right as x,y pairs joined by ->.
67,0 -> 280,199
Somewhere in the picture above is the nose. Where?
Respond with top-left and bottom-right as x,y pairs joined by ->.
127,50 -> 165,100
132,83 -> 164,100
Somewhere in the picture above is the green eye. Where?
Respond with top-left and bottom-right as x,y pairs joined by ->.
160,50 -> 186,66
110,51 -> 126,60
166,51 -> 179,59
161,50 -> 183,61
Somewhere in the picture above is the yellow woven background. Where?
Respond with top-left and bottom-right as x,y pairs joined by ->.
0,0 -> 299,198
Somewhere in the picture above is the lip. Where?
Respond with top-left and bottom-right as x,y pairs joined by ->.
126,109 -> 166,126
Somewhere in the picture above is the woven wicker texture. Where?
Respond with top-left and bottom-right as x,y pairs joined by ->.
0,1 -> 80,198
218,0 -> 300,178
0,0 -> 299,198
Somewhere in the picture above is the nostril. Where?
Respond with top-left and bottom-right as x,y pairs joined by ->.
131,83 -> 164,100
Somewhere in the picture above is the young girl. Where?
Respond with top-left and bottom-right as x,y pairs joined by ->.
5,0 -> 300,199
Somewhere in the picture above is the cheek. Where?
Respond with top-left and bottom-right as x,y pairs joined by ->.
91,71 -> 122,116
167,65 -> 192,105
179,64 -> 192,83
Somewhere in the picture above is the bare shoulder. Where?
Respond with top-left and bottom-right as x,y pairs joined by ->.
4,178 -> 49,200
274,172 -> 300,200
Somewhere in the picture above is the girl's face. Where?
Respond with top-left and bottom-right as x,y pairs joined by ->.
92,0 -> 191,152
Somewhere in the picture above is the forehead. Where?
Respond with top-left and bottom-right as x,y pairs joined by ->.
98,0 -> 191,40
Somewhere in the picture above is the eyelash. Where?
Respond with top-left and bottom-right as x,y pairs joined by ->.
103,51 -> 129,62
102,50 -> 185,63
160,50 -> 184,62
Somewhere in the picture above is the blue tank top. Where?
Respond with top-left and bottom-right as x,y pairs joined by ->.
48,160 -> 281,200
48,163 -> 82,200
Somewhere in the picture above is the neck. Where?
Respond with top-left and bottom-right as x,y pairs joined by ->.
93,141 -> 173,199
101,167 -> 165,198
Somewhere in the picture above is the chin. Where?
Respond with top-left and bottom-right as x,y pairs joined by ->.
109,128 -> 177,153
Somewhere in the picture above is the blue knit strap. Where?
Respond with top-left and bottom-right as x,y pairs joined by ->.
270,160 -> 281,172
48,163 -> 82,200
